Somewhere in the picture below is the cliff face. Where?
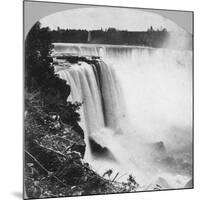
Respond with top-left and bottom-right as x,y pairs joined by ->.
24,92 -> 112,198
24,56 -> 140,199
24,91 -> 87,198
24,92 -> 139,199
24,23 -> 140,198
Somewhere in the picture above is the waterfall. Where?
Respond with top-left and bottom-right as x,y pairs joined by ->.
56,57 -> 127,161
54,43 -> 192,188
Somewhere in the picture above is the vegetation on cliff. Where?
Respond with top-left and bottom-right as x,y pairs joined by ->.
24,22 -> 139,199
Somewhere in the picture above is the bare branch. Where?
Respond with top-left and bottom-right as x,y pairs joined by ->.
25,150 -> 67,187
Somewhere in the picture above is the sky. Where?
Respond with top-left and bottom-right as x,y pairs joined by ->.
40,7 -> 184,33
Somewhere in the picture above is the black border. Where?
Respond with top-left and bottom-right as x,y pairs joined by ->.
23,0 -> 194,199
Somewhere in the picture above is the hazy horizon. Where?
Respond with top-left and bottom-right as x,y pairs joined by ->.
40,7 -> 185,34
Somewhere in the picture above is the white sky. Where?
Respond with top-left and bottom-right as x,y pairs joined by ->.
40,7 -> 183,33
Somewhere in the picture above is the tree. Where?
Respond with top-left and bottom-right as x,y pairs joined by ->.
25,22 -> 53,90
25,22 -> 82,125
25,22 -> 70,104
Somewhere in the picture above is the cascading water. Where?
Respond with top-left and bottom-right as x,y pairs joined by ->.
54,43 -> 192,189
56,58 -> 127,161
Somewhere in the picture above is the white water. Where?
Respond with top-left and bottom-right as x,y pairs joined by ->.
55,43 -> 192,189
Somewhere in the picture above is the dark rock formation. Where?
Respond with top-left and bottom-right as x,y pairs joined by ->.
89,137 -> 116,162
54,55 -> 100,65
25,100 -> 86,188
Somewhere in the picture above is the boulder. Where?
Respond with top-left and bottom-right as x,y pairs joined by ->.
89,137 -> 116,162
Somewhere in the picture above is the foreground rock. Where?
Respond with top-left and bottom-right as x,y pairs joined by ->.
89,137 -> 117,162
24,105 -> 140,199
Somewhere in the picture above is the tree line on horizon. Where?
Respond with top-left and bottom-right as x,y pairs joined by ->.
50,26 -> 169,48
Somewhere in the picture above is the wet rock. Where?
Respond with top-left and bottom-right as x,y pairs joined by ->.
89,137 -> 116,162
54,54 -> 100,65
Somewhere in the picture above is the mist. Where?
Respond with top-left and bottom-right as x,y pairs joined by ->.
54,42 -> 192,188
103,47 -> 192,149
